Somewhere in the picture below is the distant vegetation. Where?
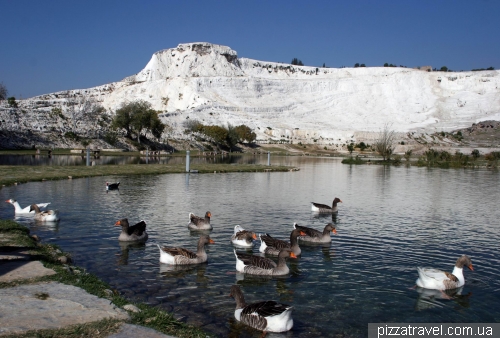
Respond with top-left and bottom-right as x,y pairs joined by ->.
354,63 -> 366,68
471,67 -> 495,71
417,149 -> 500,168
291,58 -> 304,66
184,119 -> 256,150
112,100 -> 165,145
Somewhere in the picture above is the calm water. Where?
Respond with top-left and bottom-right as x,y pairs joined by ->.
1,156 -> 499,337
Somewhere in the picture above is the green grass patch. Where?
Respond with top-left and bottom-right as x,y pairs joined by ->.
0,163 -> 295,187
341,156 -> 366,164
0,220 -> 212,337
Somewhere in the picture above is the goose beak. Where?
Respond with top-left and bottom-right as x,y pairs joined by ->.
332,229 -> 337,235
209,239 -> 215,244
114,220 -> 121,226
469,264 -> 474,271
300,231 -> 307,236
289,252 -> 297,259
252,233 -> 257,240
339,200 -> 343,203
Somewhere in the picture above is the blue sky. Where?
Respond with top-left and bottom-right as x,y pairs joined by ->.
2,0 -> 499,99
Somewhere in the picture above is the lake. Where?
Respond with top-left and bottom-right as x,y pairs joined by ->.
1,156 -> 499,337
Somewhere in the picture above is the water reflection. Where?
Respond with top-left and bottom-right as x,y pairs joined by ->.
1,156 -> 500,337
414,286 -> 472,311
117,241 -> 146,265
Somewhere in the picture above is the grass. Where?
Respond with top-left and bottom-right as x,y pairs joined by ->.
0,163 -> 295,187
341,156 -> 366,164
0,219 -> 212,338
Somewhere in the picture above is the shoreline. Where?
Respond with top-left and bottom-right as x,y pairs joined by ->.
0,219 -> 210,337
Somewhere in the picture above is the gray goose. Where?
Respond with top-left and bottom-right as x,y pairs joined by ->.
416,255 -> 474,290
231,225 -> 257,247
234,248 -> 296,276
114,218 -> 148,242
188,211 -> 212,230
311,197 -> 342,213
294,222 -> 337,243
259,229 -> 306,256
157,235 -> 215,265
229,285 -> 294,333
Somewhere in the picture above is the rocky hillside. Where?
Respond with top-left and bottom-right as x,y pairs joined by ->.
1,42 -> 499,150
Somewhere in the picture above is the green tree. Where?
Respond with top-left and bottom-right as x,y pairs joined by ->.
471,149 -> 480,161
203,125 -> 229,146
440,66 -> 448,72
354,63 -> 360,68
384,63 -> 389,67
112,100 -> 165,143
347,143 -> 355,154
8,97 -> 18,108
234,124 -> 257,143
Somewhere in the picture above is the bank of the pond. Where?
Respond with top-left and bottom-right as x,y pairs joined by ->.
0,219 -> 211,338
0,163 -> 297,187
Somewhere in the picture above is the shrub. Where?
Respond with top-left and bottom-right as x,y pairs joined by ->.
404,149 -> 413,161
8,97 -> 18,108
64,131 -> 79,141
104,131 -> 119,146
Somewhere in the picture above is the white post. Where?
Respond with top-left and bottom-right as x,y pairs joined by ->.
86,148 -> 90,166
186,151 -> 190,172
267,151 -> 271,166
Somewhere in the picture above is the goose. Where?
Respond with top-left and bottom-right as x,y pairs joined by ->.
29,204 -> 60,222
188,211 -> 212,230
229,285 -> 293,333
416,255 -> 474,290
293,222 -> 337,243
231,225 -> 257,247
259,229 -> 306,256
106,182 -> 120,190
114,218 -> 148,242
234,248 -> 296,276
311,197 -> 342,213
5,199 -> 50,215
157,235 -> 215,265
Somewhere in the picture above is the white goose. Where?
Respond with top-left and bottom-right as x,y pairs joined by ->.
157,235 -> 214,265
416,255 -> 474,290
29,204 -> 60,222
5,199 -> 50,215
229,285 -> 294,334
231,225 -> 257,247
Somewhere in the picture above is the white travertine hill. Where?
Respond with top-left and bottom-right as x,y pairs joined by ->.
21,42 -> 500,144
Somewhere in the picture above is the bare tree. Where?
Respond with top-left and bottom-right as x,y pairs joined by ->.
0,83 -> 7,101
66,96 -> 102,134
374,123 -> 395,161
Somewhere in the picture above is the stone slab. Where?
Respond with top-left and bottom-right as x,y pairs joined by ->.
0,281 -> 130,336
0,260 -> 56,282
107,323 -> 177,338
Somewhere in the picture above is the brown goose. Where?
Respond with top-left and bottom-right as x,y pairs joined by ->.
294,222 -> 337,243
311,197 -> 342,213
416,255 -> 474,290
234,248 -> 296,276
29,204 -> 60,222
231,225 -> 257,247
188,211 -> 212,230
229,285 -> 294,333
114,218 -> 148,242
259,229 -> 306,256
157,235 -> 215,265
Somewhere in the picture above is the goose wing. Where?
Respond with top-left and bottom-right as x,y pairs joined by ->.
294,224 -> 321,238
128,220 -> 147,236
311,202 -> 331,210
260,233 -> 290,250
236,252 -> 277,269
243,301 -> 292,317
234,230 -> 256,241
418,268 -> 454,282
160,247 -> 197,259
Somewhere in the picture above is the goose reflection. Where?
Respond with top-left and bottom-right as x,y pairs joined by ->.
311,211 -> 338,223
414,286 -> 472,311
159,263 -> 209,285
116,241 -> 146,265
